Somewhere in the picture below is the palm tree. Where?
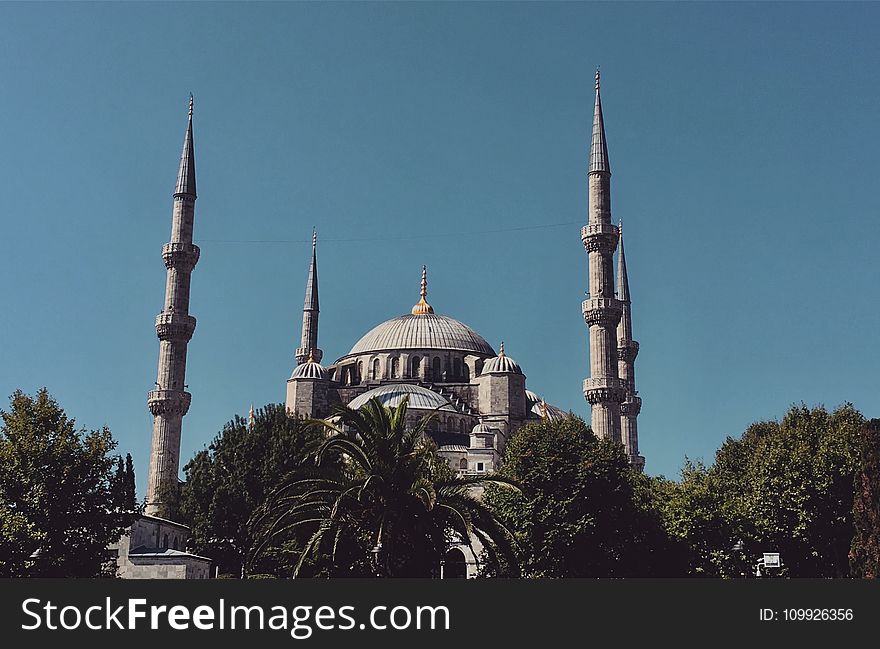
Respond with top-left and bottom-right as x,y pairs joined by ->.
247,396 -> 519,577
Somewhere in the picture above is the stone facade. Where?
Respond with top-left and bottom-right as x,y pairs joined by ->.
109,515 -> 211,579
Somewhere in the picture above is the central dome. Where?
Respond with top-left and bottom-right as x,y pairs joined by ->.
348,313 -> 495,356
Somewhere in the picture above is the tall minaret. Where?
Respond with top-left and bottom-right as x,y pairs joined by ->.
581,70 -> 624,442
294,230 -> 322,365
616,225 -> 645,470
146,96 -> 200,518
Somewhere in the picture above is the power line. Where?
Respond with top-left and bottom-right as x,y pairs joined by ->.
195,220 -> 583,244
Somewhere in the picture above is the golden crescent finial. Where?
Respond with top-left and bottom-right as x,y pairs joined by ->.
411,265 -> 434,315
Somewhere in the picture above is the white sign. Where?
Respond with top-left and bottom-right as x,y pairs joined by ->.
763,553 -> 780,568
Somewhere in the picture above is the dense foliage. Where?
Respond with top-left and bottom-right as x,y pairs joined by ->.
0,389 -> 134,577
483,416 -> 679,577
178,403 -> 326,577
655,404 -> 864,577
849,419 -> 880,578
248,398 -> 518,577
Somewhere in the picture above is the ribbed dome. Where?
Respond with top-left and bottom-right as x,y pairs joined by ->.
471,423 -> 494,434
525,390 -> 566,421
290,360 -> 328,380
481,342 -> 522,375
347,314 -> 495,356
347,383 -> 457,413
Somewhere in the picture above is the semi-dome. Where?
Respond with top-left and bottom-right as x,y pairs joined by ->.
348,313 -> 495,356
525,390 -> 566,421
290,357 -> 328,380
481,342 -> 523,375
347,383 -> 458,413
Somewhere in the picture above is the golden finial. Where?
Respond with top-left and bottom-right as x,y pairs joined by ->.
306,349 -> 316,363
188,94 -> 194,118
595,68 -> 600,91
411,265 -> 434,315
499,341 -> 505,357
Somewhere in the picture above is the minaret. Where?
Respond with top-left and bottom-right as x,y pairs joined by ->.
581,70 -> 624,442
295,230 -> 322,365
616,225 -> 645,470
146,96 -> 200,518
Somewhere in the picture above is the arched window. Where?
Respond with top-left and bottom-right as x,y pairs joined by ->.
459,419 -> 465,434
463,363 -> 470,381
443,548 -> 467,579
459,458 -> 467,470
357,361 -> 363,384
391,357 -> 399,379
432,357 -> 442,381
412,356 -> 421,378
453,358 -> 461,379
173,537 -> 179,550
475,359 -> 484,377
162,534 -> 169,549
371,358 -> 380,381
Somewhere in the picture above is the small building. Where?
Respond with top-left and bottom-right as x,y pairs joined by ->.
110,514 -> 211,579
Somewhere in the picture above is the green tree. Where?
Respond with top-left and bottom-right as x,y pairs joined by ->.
178,403 -> 326,578
656,404 -> 864,577
849,419 -> 880,578
249,397 -> 518,577
0,388 -> 134,577
483,415 -> 678,577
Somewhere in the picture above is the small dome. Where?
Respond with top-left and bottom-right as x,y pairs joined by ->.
347,383 -> 457,413
525,390 -> 566,421
481,342 -> 522,375
290,359 -> 328,380
471,423 -> 494,435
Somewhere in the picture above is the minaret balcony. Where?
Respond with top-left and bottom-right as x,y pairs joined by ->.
155,312 -> 196,341
617,340 -> 640,363
581,223 -> 619,254
162,242 -> 200,271
147,390 -> 192,417
582,298 -> 622,328
620,395 -> 642,416
583,377 -> 626,405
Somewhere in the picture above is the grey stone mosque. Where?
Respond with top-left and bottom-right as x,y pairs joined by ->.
122,72 -> 645,577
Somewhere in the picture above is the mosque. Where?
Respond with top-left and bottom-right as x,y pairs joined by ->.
143,70 -> 645,533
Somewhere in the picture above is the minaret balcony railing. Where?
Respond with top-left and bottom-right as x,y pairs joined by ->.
162,242 -> 201,271
617,339 -> 640,362
620,395 -> 642,416
582,298 -> 622,328
155,312 -> 197,341
583,377 -> 626,405
581,223 -> 619,254
147,390 -> 192,417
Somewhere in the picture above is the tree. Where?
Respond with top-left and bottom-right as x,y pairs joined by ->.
850,419 -> 880,578
483,415 -> 678,577
656,403 -> 864,577
177,403 -> 326,578
0,388 -> 134,577
249,397 -> 518,577
110,453 -> 138,514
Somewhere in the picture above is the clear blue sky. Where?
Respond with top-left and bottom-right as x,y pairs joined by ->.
1,2 -> 878,495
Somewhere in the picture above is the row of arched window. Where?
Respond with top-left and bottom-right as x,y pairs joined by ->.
336,354 -> 481,386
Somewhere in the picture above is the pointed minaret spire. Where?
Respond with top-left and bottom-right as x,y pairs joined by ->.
617,221 -> 630,304
174,94 -> 197,198
248,403 -> 256,431
411,265 -> 434,315
589,69 -> 610,174
295,229 -> 322,365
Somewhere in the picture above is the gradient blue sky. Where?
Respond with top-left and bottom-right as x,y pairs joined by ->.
1,2 -> 878,495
